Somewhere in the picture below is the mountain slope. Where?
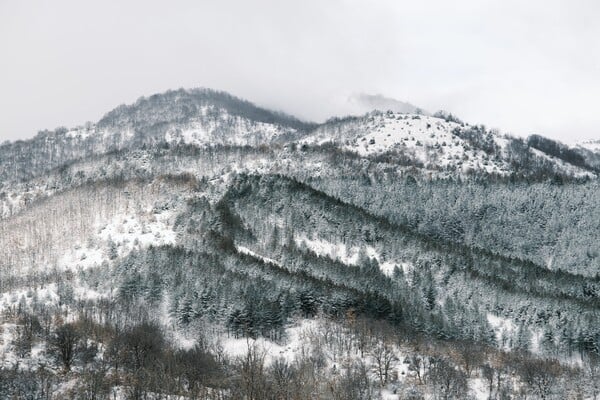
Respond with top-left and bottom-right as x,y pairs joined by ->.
575,139 -> 600,170
0,87 -> 599,399
1,87 -> 597,185
0,88 -> 314,182
302,111 -> 596,178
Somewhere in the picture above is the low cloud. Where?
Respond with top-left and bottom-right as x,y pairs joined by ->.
0,0 -> 598,143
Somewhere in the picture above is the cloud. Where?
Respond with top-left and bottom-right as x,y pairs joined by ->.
345,94 -> 424,115
0,0 -> 598,143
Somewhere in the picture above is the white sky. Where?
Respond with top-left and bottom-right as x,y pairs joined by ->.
1,0 -> 599,143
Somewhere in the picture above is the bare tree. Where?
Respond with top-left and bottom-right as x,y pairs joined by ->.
269,357 -> 295,400
49,323 -> 79,372
370,340 -> 397,386
236,342 -> 268,400
481,363 -> 496,399
427,357 -> 468,400
518,357 -> 562,400
454,341 -> 485,377
328,360 -> 377,400
584,352 -> 600,400
407,353 -> 429,385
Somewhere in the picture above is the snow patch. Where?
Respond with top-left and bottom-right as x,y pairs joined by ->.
487,313 -> 517,350
295,234 -> 409,277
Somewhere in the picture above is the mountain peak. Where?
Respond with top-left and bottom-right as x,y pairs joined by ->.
0,87 -> 597,183
98,87 -> 315,132
577,139 -> 600,151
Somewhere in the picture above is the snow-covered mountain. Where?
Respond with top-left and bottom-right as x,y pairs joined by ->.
1,88 -> 596,185
1,88 -> 599,399
577,139 -> 600,153
302,112 -> 513,174
0,89 -> 313,182
303,110 -> 596,178
95,88 -> 312,146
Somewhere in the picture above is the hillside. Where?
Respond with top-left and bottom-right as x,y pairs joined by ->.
575,139 -> 600,170
0,89 -> 313,183
0,88 -> 599,399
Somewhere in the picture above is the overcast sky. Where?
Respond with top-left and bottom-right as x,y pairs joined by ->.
1,0 -> 599,143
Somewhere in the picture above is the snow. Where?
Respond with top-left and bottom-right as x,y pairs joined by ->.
487,313 -> 517,350
108,386 -> 191,400
577,139 -> 600,153
300,111 -> 598,178
470,377 -> 491,400
380,390 -> 399,400
346,115 -> 464,159
295,234 -> 410,277
164,107 -> 297,147
1,96 -> 598,396
530,147 -> 593,177
295,234 -> 360,265
98,210 -> 177,251
54,209 -> 178,273
62,124 -> 135,147
219,316 -> 498,400
302,112 -> 512,175
0,184 -> 61,219
59,246 -> 105,271
237,245 -> 282,266
0,204 -> 183,371
0,323 -> 18,367
220,319 -> 319,363
0,285 -> 59,369
65,127 -> 94,140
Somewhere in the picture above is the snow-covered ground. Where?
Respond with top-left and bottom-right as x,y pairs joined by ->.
487,313 -> 518,351
301,111 -> 597,178
294,234 -> 411,277
217,317 -> 496,400
220,319 -> 319,363
237,245 -> 282,266
32,207 -> 180,276
530,147 -> 593,178
302,112 -> 513,175
164,107 -> 298,147
577,139 -> 600,153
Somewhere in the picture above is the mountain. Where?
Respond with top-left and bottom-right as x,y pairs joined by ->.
575,139 -> 600,170
1,88 -> 599,399
0,89 -> 315,183
1,88 -> 596,185
577,139 -> 600,153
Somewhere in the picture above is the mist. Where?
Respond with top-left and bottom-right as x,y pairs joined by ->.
1,0 -> 598,143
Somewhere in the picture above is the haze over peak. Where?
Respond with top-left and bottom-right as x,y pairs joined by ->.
345,93 -> 425,116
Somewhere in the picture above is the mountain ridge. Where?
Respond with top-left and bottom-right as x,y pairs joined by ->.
1,88 -> 598,185
1,87 -> 600,398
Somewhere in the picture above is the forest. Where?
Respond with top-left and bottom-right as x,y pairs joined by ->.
1,89 -> 599,399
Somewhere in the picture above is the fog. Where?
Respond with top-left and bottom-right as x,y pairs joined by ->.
1,0 -> 598,143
